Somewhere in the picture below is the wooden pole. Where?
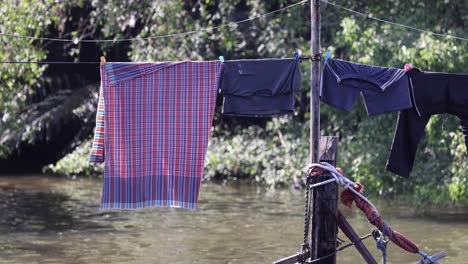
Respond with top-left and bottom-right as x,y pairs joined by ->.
310,0 -> 320,164
272,251 -> 310,264
336,211 -> 378,264
310,137 -> 338,263
275,137 -> 379,264
309,0 -> 324,260
310,0 -> 338,262
277,2 -> 372,264
273,137 -> 338,264
310,176 -> 337,263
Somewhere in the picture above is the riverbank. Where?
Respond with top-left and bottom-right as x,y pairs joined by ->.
43,115 -> 468,206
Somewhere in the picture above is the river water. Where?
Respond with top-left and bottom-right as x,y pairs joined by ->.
0,175 -> 467,264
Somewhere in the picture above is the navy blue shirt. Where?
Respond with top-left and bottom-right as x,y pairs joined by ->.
320,59 -> 412,116
220,59 -> 302,117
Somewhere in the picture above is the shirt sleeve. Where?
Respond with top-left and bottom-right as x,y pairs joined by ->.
88,87 -> 105,163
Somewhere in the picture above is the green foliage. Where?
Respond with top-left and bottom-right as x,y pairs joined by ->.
44,140 -> 103,177
448,130 -> 468,203
88,0 -> 310,61
0,1 -> 54,131
205,117 -> 308,186
0,144 -> 12,159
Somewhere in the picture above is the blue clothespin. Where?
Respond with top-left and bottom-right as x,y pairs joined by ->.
324,51 -> 331,61
219,56 -> 225,62
294,51 -> 299,60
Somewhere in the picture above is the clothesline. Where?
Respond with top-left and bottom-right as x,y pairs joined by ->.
0,61 -> 102,64
1,1 -> 466,64
0,58 -> 310,64
0,0 -> 466,44
322,0 -> 468,41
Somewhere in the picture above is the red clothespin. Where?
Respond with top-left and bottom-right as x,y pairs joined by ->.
100,56 -> 106,66
404,63 -> 411,72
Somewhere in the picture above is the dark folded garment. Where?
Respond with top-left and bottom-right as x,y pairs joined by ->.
220,59 -> 302,117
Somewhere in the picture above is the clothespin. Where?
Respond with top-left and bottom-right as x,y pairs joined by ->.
404,63 -> 411,72
324,51 -> 331,62
218,55 -> 224,95
294,51 -> 299,60
100,56 -> 106,66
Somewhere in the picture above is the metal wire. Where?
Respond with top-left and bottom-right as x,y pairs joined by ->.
0,61 -> 102,64
0,0 -> 308,43
3,0 -> 466,44
303,176 -> 312,247
306,232 -> 375,263
321,0 -> 468,41
2,0 -> 466,64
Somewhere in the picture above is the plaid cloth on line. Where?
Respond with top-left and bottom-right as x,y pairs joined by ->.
94,61 -> 222,209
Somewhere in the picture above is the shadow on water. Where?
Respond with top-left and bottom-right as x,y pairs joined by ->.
0,188 -> 117,234
0,175 -> 122,235
1,188 -> 74,232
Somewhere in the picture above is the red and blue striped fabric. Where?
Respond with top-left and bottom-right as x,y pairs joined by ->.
97,61 -> 222,209
88,86 -> 105,163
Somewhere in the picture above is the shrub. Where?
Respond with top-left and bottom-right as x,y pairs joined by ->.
44,140 -> 103,177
